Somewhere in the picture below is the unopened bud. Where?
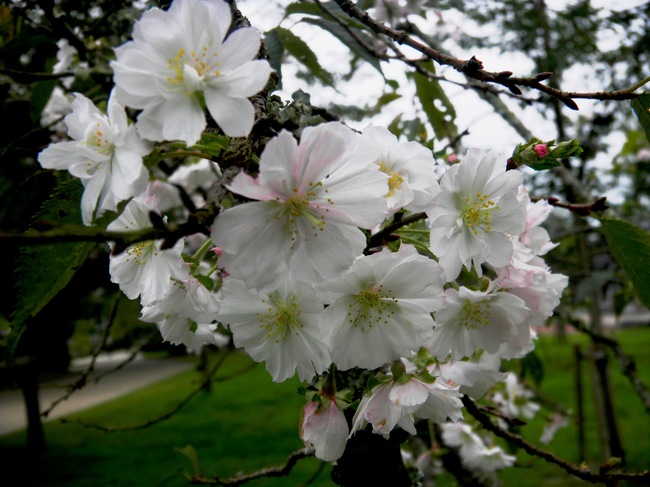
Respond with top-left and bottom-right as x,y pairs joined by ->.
534,144 -> 549,158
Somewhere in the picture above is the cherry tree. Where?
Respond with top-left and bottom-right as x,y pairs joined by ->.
1,0 -> 649,485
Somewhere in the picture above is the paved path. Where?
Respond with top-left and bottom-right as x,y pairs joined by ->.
0,351 -> 195,437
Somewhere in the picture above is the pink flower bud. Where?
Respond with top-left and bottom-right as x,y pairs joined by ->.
447,153 -> 459,163
533,144 -> 549,158
211,247 -> 223,257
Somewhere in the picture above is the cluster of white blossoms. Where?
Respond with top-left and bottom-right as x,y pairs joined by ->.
36,0 -> 568,470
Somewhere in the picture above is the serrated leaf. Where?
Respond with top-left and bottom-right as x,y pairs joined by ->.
299,17 -> 383,74
9,178 -> 95,360
631,94 -> 650,144
272,27 -> 334,86
526,158 -> 563,171
599,217 -> 650,309
285,1 -> 347,19
412,63 -> 458,141
263,29 -> 284,86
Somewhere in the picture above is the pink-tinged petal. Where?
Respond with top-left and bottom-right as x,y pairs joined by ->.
258,130 -> 298,188
211,202 -> 289,290
293,123 -> 353,192
302,400 -> 349,461
227,171 -> 285,201
203,91 -> 254,137
390,380 -> 429,407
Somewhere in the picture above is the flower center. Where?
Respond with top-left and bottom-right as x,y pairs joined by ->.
348,284 -> 399,332
166,46 -> 221,93
277,188 -> 327,246
124,240 -> 159,266
257,293 -> 303,343
462,193 -> 497,235
378,161 -> 404,197
459,299 -> 491,329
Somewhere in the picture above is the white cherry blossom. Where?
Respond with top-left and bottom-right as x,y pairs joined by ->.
428,286 -> 529,361
354,124 -> 440,213
140,276 -> 226,353
111,0 -> 272,145
38,92 -> 151,225
320,245 -> 445,371
215,276 -> 330,383
212,122 -> 389,289
427,148 -> 526,281
108,198 -> 189,305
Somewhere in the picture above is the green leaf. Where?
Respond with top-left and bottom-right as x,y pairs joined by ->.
271,27 -> 334,86
175,444 -> 201,479
411,63 -> 458,141
195,275 -> 214,291
263,29 -> 284,86
9,178 -> 95,360
631,93 -> 650,144
284,1 -> 348,20
299,17 -> 383,74
30,79 -> 57,124
599,217 -> 650,309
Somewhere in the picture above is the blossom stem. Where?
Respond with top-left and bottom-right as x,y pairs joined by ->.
192,237 -> 215,262
206,264 -> 220,278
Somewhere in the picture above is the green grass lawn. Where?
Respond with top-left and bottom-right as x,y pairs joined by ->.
0,351 -> 332,486
499,326 -> 650,487
1,328 -> 649,487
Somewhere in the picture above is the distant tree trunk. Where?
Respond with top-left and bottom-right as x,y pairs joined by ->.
16,356 -> 45,451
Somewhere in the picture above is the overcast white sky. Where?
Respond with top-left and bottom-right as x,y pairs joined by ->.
237,0 -> 647,195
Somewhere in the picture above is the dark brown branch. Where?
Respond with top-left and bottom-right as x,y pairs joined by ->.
331,0 -> 643,110
546,196 -> 609,216
0,67 -> 75,83
190,448 -> 312,485
474,403 -> 527,427
313,0 -> 384,60
366,211 -> 427,251
463,396 -> 650,484
0,209 -> 216,253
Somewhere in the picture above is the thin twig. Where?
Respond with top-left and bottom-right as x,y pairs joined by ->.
366,212 -> 427,250
60,350 -> 239,432
190,448 -> 312,485
0,210 -> 215,252
331,0 -> 644,110
463,396 -> 650,484
40,295 -> 122,418
546,196 -> 609,216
